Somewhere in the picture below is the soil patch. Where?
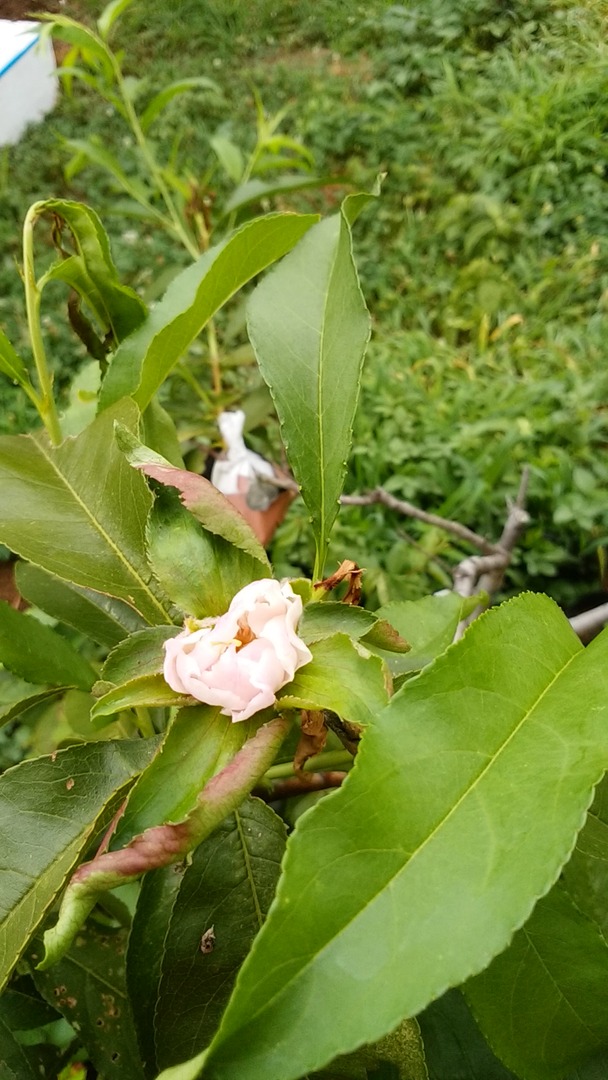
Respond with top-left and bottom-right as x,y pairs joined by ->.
1,0 -> 62,18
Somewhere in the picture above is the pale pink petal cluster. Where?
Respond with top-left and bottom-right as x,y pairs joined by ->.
163,579 -> 312,722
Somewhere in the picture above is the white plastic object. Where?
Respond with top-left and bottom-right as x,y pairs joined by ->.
0,21 -> 58,147
211,410 -> 275,496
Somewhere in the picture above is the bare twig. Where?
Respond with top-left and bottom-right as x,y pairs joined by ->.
341,488 -> 496,553
253,771 -> 348,802
569,603 -> 608,642
453,468 -> 531,637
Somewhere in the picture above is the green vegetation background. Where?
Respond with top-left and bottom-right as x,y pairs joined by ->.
1,0 -> 607,608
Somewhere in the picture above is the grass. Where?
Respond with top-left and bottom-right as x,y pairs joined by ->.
2,0 -> 608,607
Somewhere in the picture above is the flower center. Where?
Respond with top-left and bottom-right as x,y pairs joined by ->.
234,618 -> 256,650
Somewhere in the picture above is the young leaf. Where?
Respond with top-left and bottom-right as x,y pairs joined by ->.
97,0 -> 137,39
278,633 -> 389,727
31,921 -> 145,1079
200,595 -> 608,1080
0,401 -> 173,625
129,799 -> 286,1074
41,14 -> 115,81
0,601 -> 96,690
465,882 -> 608,1080
247,192 -> 376,577
99,213 -> 319,412
35,199 -> 147,343
0,738 -> 157,992
140,77 -> 220,132
16,563 -> 146,648
418,989 -> 517,1080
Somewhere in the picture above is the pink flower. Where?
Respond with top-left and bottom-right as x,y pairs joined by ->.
163,579 -> 312,722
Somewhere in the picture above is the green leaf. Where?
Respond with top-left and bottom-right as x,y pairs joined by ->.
146,488 -> 265,618
0,401 -> 173,626
16,563 -> 145,649
223,174 -> 333,218
209,134 -> 244,183
465,882 -> 608,1080
0,688 -> 66,731
31,921 -> 145,1079
101,625 -> 179,685
201,595 -> 608,1080
157,1052 -> 208,1080
36,199 -> 147,342
0,669 -> 66,731
91,673 -> 188,724
99,213 -> 319,412
125,864 -> 185,1075
278,634 -> 389,727
0,328 -> 35,397
312,1018 -> 428,1079
41,15 -> 115,80
111,706 -> 257,848
417,989 -> 517,1080
247,194 -> 375,577
0,985 -> 59,1031
140,77 -> 220,132
117,427 -> 269,566
0,738 -> 157,992
63,137 -> 153,206
374,592 -> 485,674
0,1014 -> 40,1079
141,399 -> 184,468
561,775 -> 608,937
97,0 -> 136,38
0,601 -> 96,690
129,798 -> 286,1074
299,602 -> 378,643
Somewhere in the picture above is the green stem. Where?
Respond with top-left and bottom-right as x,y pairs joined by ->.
113,61 -> 199,261
176,361 -> 214,408
22,204 -> 62,446
265,749 -> 354,781
207,319 -> 222,397
135,707 -> 155,739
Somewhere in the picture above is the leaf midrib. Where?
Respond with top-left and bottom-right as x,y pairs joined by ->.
222,646 -> 580,1036
36,439 -> 171,623
315,220 -> 342,563
234,807 -> 264,930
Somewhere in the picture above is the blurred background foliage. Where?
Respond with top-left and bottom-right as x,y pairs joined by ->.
1,0 -> 607,609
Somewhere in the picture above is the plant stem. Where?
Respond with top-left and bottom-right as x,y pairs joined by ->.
135,707 -> 155,739
112,57 -> 225,397
22,204 -> 62,446
113,62 -> 200,261
176,361 -> 214,408
207,320 -> 222,397
264,749 -> 353,781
